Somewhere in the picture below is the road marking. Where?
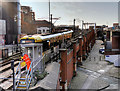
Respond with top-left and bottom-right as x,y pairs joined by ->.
79,65 -> 113,89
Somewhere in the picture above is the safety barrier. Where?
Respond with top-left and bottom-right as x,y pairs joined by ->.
14,55 -> 45,90
15,61 -> 22,89
0,45 -> 22,61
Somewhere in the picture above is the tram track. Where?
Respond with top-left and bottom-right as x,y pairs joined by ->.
0,52 -> 21,90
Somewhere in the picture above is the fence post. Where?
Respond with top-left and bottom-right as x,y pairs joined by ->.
59,49 -> 67,90
31,62 -> 33,83
19,62 -> 21,77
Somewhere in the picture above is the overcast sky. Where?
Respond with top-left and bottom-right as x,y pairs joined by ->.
20,1 -> 118,27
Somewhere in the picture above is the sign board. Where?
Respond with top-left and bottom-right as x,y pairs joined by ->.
0,20 -> 6,35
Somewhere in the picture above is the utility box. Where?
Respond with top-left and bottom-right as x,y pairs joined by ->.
0,20 -> 6,35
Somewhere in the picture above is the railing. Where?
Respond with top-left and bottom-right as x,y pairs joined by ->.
25,55 -> 45,89
14,60 -> 32,89
26,61 -> 33,89
14,55 -> 45,90
0,45 -> 22,61
33,55 -> 45,73
15,61 -> 22,89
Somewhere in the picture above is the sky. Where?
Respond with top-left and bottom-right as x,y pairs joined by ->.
20,0 -> 118,27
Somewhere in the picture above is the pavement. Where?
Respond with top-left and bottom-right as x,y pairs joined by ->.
69,40 -> 120,90
30,62 -> 60,90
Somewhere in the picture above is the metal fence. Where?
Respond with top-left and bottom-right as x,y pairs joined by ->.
0,45 -> 22,61
14,55 -> 45,89
33,55 -> 45,73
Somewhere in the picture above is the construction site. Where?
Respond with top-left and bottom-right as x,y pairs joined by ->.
0,0 -> 120,91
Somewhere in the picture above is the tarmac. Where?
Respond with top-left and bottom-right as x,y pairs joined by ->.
69,40 -> 120,90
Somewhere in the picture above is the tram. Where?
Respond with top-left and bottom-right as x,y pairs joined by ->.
20,30 -> 73,63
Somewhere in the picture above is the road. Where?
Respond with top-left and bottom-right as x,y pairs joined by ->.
69,40 -> 120,90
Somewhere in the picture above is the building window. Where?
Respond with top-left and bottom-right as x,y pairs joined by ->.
43,29 -> 45,33
47,30 -> 49,33
39,30 -> 41,34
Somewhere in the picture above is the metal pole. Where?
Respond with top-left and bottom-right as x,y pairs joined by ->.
49,0 -> 50,33
51,14 -> 52,33
11,60 -> 15,91
73,19 -> 75,37
74,19 -> 75,32
82,20 -> 84,31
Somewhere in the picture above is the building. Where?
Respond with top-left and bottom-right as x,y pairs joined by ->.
34,20 -> 52,34
21,6 -> 53,35
118,1 -> 120,24
0,0 -> 21,44
105,29 -> 120,66
37,27 -> 49,34
113,23 -> 119,29
21,6 -> 36,34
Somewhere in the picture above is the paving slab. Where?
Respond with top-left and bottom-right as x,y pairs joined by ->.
88,77 -> 109,89
30,62 -> 60,90
69,71 -> 88,89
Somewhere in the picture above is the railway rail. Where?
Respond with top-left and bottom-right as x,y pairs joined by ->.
0,46 -> 23,90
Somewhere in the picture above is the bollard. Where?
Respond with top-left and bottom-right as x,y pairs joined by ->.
89,56 -> 91,61
94,57 -> 95,61
99,56 -> 100,61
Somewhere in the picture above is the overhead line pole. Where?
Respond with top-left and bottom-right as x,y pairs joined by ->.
49,0 -> 51,33
51,14 -> 52,33
73,19 -> 75,37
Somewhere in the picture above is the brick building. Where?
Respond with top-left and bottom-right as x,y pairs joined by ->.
105,29 -> 120,66
113,23 -> 119,29
21,6 -> 53,35
34,20 -> 52,34
21,6 -> 36,34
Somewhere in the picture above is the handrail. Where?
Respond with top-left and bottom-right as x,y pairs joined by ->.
15,61 -> 22,89
33,55 -> 45,70
33,57 -> 42,69
14,55 -> 45,90
14,62 -> 21,76
26,61 -> 33,89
